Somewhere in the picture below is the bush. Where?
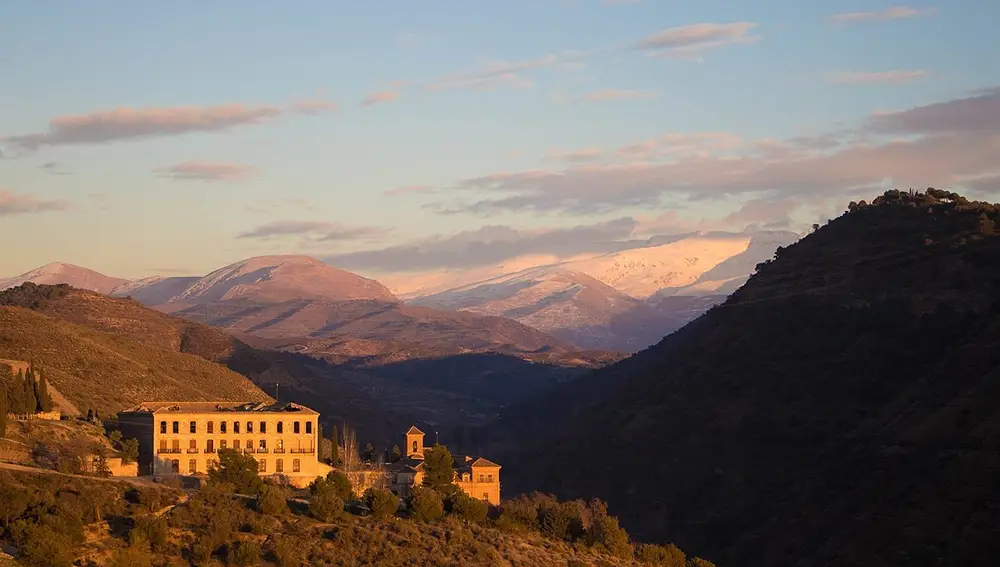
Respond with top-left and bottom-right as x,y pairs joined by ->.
408,486 -> 444,522
636,543 -> 686,566
208,449 -> 264,495
540,501 -> 584,541
228,540 -> 262,566
325,470 -> 353,501
309,479 -> 344,522
686,558 -> 717,567
108,544 -> 152,567
15,523 -> 74,567
499,496 -> 539,530
272,536 -> 300,567
589,515 -> 633,559
256,484 -> 288,516
363,487 -> 399,520
449,493 -> 489,523
130,515 -> 169,552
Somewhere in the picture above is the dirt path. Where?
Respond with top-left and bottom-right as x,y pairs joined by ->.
0,460 -> 165,489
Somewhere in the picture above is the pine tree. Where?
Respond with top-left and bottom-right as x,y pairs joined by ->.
330,425 -> 340,466
35,368 -> 52,413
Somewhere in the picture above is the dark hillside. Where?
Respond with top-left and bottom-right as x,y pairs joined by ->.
506,189 -> 1000,567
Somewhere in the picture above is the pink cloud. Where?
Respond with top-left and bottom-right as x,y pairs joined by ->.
361,91 -> 401,106
546,148 -> 603,163
635,22 -> 760,58
0,190 -> 69,215
289,99 -> 339,115
237,220 -> 389,242
156,161 -> 257,182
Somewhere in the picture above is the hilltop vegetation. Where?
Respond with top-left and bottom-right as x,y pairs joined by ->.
0,285 -> 270,415
505,189 -> 1000,566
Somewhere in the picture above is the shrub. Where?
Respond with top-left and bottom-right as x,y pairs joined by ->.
540,500 -> 584,541
589,515 -> 633,559
108,544 -> 152,567
309,479 -> 344,522
449,493 -> 489,523
272,536 -> 300,567
130,515 -> 169,552
325,470 -> 353,501
363,487 -> 399,520
256,484 -> 288,516
636,543 -> 687,566
120,438 -> 140,464
408,486 -> 444,521
228,540 -> 262,566
499,496 -> 539,530
686,558 -> 717,567
15,523 -> 74,567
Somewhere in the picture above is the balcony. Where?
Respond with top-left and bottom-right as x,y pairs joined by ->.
290,448 -> 316,454
157,448 -> 182,455
204,448 -> 216,454
186,448 -> 199,454
243,448 -> 255,454
273,448 -> 285,454
257,448 -> 268,454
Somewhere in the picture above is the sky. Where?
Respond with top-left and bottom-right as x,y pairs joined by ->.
2,0 -> 999,279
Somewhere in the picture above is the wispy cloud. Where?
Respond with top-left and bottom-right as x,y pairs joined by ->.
828,70 -> 929,85
0,190 -> 69,215
582,89 -> 658,101
424,51 -> 584,91
635,22 -> 760,58
289,99 -> 339,115
361,91 -> 401,107
830,5 -> 932,23
383,185 -> 435,197
237,220 -> 388,242
156,161 -> 256,182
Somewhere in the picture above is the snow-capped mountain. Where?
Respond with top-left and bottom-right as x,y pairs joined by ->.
0,262 -> 127,294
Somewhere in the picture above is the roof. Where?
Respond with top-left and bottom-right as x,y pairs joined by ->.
470,457 -> 501,468
120,401 -> 319,415
405,425 -> 425,435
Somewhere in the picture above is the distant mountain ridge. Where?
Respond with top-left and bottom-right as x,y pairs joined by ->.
0,262 -> 127,295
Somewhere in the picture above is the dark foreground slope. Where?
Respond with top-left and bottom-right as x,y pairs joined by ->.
507,190 -> 1000,567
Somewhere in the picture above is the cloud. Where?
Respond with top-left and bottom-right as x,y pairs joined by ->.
383,185 -> 435,197
237,220 -> 388,242
828,70 -> 929,85
414,87 -> 1000,215
0,190 -> 69,215
156,161 -> 256,182
582,89 -> 658,101
325,218 -> 640,272
635,22 -> 760,58
361,91 -> 401,107
3,104 -> 282,151
830,5 -> 930,23
289,99 -> 339,115
424,51 -> 584,91
546,148 -> 603,163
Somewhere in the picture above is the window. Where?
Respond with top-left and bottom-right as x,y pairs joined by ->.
172,439 -> 180,450
189,459 -> 197,473
234,422 -> 240,434
259,439 -> 267,450
462,473 -> 470,481
482,493 -> 489,501
220,421 -> 227,434
206,440 -> 214,452
305,422 -> 312,434
207,421 -> 214,434
234,440 -> 241,450
276,439 -> 283,450
160,421 -> 167,434
172,421 -> 179,434
292,459 -> 301,473
293,422 -> 300,434
208,459 -> 217,470
276,459 -> 284,473
478,474 -> 485,482
487,474 -> 494,482
246,421 -> 253,433
260,421 -> 267,434
159,439 -> 167,452
258,459 -> 266,472
220,440 -> 227,450
189,439 -> 197,451
171,460 -> 179,473
277,421 -> 283,434
412,441 -> 418,453
189,421 -> 197,434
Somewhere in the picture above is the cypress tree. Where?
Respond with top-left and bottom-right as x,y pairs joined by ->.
22,371 -> 36,416
35,369 -> 52,413
0,386 -> 8,437
330,425 -> 340,466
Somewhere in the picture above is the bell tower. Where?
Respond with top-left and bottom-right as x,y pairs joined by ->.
405,425 -> 426,459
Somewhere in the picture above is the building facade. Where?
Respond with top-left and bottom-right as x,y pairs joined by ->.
118,401 -> 330,487
389,425 -> 502,505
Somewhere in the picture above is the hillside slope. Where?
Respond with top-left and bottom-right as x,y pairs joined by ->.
506,189 -> 1000,567
0,290 -> 271,415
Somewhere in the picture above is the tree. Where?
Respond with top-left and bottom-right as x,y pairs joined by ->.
421,444 -> 455,489
409,486 -> 444,521
34,367 -> 52,413
978,212 -> 995,236
0,386 -> 7,438
92,452 -> 112,477
449,493 -> 489,523
391,444 -> 402,463
120,438 -> 140,464
309,478 -> 344,522
363,487 -> 399,520
109,429 -> 123,447
635,543 -> 687,567
588,514 -> 633,559
256,484 -> 288,516
330,424 -> 340,466
363,442 -> 375,463
325,470 -> 353,501
208,449 -> 264,495
340,422 -> 360,473
20,370 -> 36,415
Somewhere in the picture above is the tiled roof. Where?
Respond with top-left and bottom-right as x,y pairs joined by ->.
121,401 -> 319,415
405,425 -> 425,435
470,457 -> 501,468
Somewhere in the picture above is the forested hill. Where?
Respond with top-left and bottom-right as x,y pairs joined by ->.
507,189 -> 1000,567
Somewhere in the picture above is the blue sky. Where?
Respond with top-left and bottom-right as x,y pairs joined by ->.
2,0 -> 998,278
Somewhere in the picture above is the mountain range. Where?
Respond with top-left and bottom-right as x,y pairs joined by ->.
1,230 -> 798,352
497,189 -> 1000,567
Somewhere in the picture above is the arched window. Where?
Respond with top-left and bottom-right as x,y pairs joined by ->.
234,421 -> 240,434
258,459 -> 266,472
189,421 -> 197,434
411,440 -> 418,453
259,421 -> 267,434
189,459 -> 197,473
170,460 -> 179,473
276,459 -> 284,473
293,459 -> 301,473
293,421 -> 300,434
172,421 -> 179,434
277,421 -> 283,434
160,421 -> 167,434
220,421 -> 227,433
207,421 -> 214,434
246,421 -> 254,433
305,422 -> 312,434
